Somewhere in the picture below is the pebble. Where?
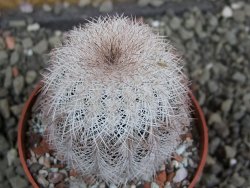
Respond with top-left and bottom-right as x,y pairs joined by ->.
29,163 -> 43,173
4,67 -> 12,88
13,75 -> 25,95
184,16 -> 195,29
0,50 -> 8,65
170,17 -> 181,30
27,23 -> 40,31
99,1 -> 113,13
37,175 -> 49,187
137,0 -> 150,6
10,104 -> 23,117
5,36 -> 15,50
9,175 -> 28,188
207,81 -> 218,93
7,148 -> 17,166
150,0 -> 164,7
22,38 -> 33,49
222,6 -> 233,18
208,113 -> 222,125
179,28 -> 194,41
9,20 -> 26,28
43,4 -> 52,12
175,144 -> 186,155
221,99 -> 233,113
232,72 -> 246,83
173,168 -> 187,183
0,135 -> 10,152
224,145 -> 237,158
33,39 -> 48,54
48,172 -> 65,184
78,0 -> 91,7
233,10 -> 245,22
231,173 -> 245,186
10,51 -> 19,65
25,70 -> 37,84
151,182 -> 159,188
0,99 -> 10,119
19,2 -> 33,13
38,169 -> 49,177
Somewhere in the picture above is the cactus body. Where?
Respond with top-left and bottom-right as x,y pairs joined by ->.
39,16 -> 190,185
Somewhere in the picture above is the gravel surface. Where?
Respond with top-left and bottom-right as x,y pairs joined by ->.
0,1 -> 250,188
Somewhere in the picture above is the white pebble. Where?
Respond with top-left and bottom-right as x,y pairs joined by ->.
182,157 -> 188,167
173,168 -> 188,183
231,2 -> 244,10
151,182 -> 159,188
39,169 -> 49,177
151,20 -> 160,27
164,182 -> 172,188
230,158 -> 237,166
172,160 -> 179,168
176,144 -> 186,155
222,6 -> 233,18
99,182 -> 106,188
38,156 -> 44,165
27,23 -> 40,31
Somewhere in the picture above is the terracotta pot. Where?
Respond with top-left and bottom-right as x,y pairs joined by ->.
18,83 -> 208,188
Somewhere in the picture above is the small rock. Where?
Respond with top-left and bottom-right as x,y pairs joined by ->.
179,28 -> 194,41
39,169 -> 49,177
230,158 -> 237,166
37,175 -> 49,187
221,99 -> 233,113
43,4 -> 52,11
0,37 -> 6,49
27,23 -> 40,31
232,72 -> 246,83
151,182 -> 159,188
25,70 -> 37,84
222,6 -> 233,18
10,104 -> 24,117
225,145 -> 237,158
0,135 -> 10,152
13,76 -> 24,95
48,172 -> 65,184
9,176 -> 28,188
49,36 -> 61,47
29,163 -> 43,173
99,182 -> 106,188
231,173 -> 245,186
0,51 -> 8,65
20,2 -> 33,13
99,1 -> 113,13
170,17 -> 181,30
9,20 -> 26,28
164,182 -> 172,188
150,0 -> 164,7
7,148 -> 17,166
78,0 -> 91,7
208,81 -> 218,93
173,168 -> 188,183
176,144 -> 186,155
33,39 -> 48,54
0,99 -> 10,119
4,67 -> 12,88
208,113 -> 222,125
209,16 -> 218,27
185,16 -> 195,29
233,10 -> 245,22
151,20 -> 160,28
22,38 -> 33,49
5,36 -> 15,50
137,0 -> 150,6
10,51 -> 19,65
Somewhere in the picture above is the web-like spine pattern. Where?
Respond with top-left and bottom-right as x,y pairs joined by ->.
38,16 -> 191,185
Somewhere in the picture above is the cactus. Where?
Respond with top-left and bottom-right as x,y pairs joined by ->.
38,16 -> 191,185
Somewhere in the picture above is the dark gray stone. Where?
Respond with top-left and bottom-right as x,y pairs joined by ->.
0,99 -> 10,119
13,76 -> 24,95
10,51 -> 19,65
9,176 -> 28,188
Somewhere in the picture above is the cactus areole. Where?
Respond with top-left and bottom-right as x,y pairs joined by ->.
37,16 -> 191,185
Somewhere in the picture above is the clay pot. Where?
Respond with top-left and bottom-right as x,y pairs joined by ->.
18,83 -> 208,188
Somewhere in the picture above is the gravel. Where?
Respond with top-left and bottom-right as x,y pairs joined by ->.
0,1 -> 249,187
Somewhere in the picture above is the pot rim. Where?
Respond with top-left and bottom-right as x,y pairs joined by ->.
18,83 -> 208,188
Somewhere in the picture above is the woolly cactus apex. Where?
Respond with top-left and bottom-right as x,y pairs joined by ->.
38,16 -> 191,185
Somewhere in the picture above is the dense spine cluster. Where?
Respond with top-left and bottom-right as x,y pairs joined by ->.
38,16 -> 191,185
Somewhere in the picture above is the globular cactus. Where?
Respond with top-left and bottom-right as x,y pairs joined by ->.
38,16 -> 191,185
